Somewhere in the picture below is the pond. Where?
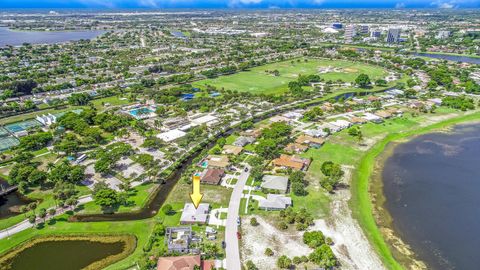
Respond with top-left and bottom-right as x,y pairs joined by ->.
382,123 -> 480,270
414,52 -> 480,65
0,180 -> 31,219
0,27 -> 106,47
5,239 -> 127,270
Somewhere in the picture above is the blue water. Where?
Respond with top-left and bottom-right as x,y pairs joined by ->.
383,123 -> 480,270
129,107 -> 153,116
414,53 -> 480,65
0,27 -> 105,47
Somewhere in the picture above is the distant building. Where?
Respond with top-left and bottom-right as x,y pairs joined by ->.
36,113 -> 57,126
344,25 -> 356,43
360,25 -> 369,34
436,30 -> 451,40
332,22 -> 343,29
386,28 -> 401,43
370,30 -> 382,39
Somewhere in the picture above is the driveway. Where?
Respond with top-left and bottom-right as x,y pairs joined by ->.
225,165 -> 250,270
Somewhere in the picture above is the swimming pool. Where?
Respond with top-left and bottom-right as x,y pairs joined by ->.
129,107 -> 154,117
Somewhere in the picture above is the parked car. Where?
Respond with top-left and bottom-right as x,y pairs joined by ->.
222,241 -> 226,249
237,231 -> 241,240
237,217 -> 241,226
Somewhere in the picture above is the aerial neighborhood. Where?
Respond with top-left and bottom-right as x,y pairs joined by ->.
0,6 -> 479,270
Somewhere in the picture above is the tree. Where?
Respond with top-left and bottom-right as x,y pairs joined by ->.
375,79 -> 387,86
28,214 -> 36,226
38,208 -> 47,223
264,247 -> 274,256
292,182 -> 307,196
255,139 -> 279,159
303,231 -> 325,248
308,244 -> 337,268
250,217 -> 259,226
355,74 -> 371,88
68,93 -> 91,106
94,188 -> 120,210
162,204 -> 173,215
277,255 -> 292,269
245,260 -> 258,270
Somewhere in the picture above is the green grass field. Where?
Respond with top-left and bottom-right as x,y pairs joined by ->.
193,58 -> 388,95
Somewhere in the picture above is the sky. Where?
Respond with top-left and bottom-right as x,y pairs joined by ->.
0,0 -> 478,9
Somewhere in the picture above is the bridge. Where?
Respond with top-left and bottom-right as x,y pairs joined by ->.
0,184 -> 18,196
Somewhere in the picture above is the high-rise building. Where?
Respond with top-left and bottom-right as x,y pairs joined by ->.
386,28 -> 401,43
436,30 -> 451,40
332,22 -> 343,29
344,25 -> 356,43
360,25 -> 369,34
370,30 -> 381,38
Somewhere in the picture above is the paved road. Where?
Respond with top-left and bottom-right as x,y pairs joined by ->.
0,196 -> 93,240
225,165 -> 250,270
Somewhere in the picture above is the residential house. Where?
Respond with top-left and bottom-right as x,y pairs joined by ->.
349,116 -> 368,124
165,227 -> 199,253
363,112 -> 383,123
329,119 -> 352,130
295,135 -> 325,147
222,145 -> 243,155
374,110 -> 393,119
157,255 -> 214,270
205,155 -> 229,169
258,194 -> 292,210
261,175 -> 289,193
272,154 -> 311,171
240,129 -> 262,138
200,169 -> 225,185
304,129 -> 329,138
284,143 -> 308,153
180,203 -> 210,224
233,136 -> 255,147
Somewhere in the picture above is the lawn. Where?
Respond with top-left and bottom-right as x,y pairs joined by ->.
79,183 -> 159,214
193,58 -> 388,95
90,96 -> 133,111
166,180 -> 233,209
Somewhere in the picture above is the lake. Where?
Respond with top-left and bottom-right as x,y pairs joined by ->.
382,123 -> 480,269
414,52 -> 480,65
0,27 -> 105,47
7,239 -> 126,270
0,180 -> 30,219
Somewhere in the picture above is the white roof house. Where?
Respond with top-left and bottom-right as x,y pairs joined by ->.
329,119 -> 352,130
261,175 -> 289,193
318,122 -> 342,133
363,112 -> 383,122
258,194 -> 292,210
191,114 -> 218,126
305,129 -> 329,138
180,203 -> 210,224
157,129 -> 187,142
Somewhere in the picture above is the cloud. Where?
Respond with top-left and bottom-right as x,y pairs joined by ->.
77,0 -> 117,8
139,0 -> 158,8
431,0 -> 457,8
228,0 -> 263,7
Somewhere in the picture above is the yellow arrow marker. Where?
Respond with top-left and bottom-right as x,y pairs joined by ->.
190,175 -> 204,209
